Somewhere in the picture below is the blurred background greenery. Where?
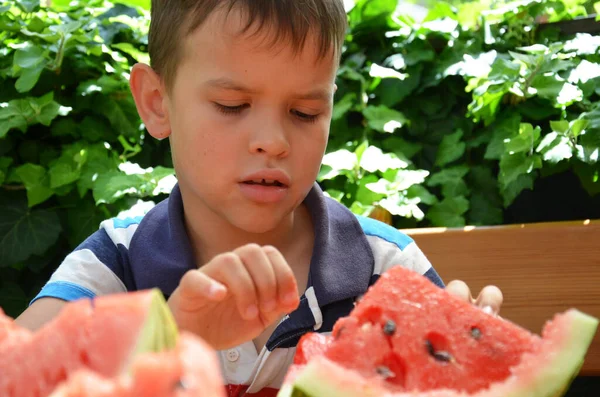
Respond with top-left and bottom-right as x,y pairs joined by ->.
1,0 -> 599,319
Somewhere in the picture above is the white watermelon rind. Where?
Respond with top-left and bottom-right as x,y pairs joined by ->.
279,309 -> 598,397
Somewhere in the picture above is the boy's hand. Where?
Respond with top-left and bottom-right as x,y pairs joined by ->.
167,244 -> 300,350
445,280 -> 504,316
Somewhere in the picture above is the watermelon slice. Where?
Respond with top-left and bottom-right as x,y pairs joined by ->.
48,333 -> 224,397
279,266 -> 598,397
0,289 -> 225,397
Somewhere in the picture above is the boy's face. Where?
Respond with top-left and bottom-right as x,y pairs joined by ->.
160,9 -> 337,233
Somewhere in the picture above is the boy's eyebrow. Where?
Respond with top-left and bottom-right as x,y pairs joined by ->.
204,78 -> 257,93
204,77 -> 332,101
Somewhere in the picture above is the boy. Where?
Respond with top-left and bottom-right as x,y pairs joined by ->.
16,1 -> 503,395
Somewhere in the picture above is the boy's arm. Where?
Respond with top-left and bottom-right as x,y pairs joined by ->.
15,220 -> 130,331
14,297 -> 67,331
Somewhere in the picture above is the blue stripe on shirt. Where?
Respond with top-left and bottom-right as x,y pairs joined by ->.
112,216 -> 144,229
30,281 -> 96,305
355,215 -> 414,251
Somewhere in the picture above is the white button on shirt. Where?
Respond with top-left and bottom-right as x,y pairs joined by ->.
226,348 -> 240,362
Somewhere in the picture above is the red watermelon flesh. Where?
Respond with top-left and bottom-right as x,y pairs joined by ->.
0,289 -> 179,397
281,266 -> 598,397
48,333 -> 226,397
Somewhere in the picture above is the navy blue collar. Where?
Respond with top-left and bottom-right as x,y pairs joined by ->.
128,182 -> 374,334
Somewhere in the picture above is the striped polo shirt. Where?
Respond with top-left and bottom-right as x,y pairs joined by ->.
32,182 -> 444,396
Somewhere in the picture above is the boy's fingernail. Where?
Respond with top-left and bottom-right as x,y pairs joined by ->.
208,282 -> 225,298
481,305 -> 494,315
246,304 -> 259,319
262,300 -> 276,312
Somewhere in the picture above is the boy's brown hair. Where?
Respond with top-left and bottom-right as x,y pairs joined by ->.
148,0 -> 348,90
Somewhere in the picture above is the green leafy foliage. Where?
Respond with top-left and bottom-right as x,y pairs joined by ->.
319,0 -> 600,230
0,0 -> 172,316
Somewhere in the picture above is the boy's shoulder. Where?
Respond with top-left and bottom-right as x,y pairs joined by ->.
322,195 -> 443,288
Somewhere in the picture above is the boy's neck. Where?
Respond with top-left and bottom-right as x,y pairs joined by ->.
183,200 -> 312,266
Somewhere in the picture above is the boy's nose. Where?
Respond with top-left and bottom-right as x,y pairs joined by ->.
248,126 -> 290,158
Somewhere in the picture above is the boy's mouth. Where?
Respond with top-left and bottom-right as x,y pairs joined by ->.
243,179 -> 286,187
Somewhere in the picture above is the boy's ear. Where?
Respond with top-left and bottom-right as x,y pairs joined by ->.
129,63 -> 171,140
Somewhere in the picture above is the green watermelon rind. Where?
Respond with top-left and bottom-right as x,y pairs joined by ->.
130,289 -> 179,367
279,309 -> 598,397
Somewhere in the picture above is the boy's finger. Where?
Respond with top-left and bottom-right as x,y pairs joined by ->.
179,269 -> 227,303
445,280 -> 474,304
210,252 -> 260,321
235,244 -> 278,313
475,285 -> 503,316
263,245 -> 299,310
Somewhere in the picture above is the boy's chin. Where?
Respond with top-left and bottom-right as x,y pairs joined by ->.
228,212 -> 291,235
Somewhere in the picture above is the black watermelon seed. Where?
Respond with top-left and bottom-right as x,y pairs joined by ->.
425,340 -> 435,356
425,340 -> 454,363
383,320 -> 396,336
175,379 -> 188,390
376,366 -> 395,379
433,351 -> 453,363
471,327 -> 482,340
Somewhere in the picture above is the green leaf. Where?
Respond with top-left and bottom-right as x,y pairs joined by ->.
77,144 -> 117,197
536,132 -> 573,164
427,165 -> 470,187
501,173 -> 535,207
379,194 -> 424,220
51,118 -> 78,138
15,163 -> 54,207
93,96 -> 140,137
499,152 -> 542,188
435,129 -> 466,167
359,146 -> 408,173
16,0 -> 40,13
363,105 -> 407,133
575,144 -> 599,164
550,120 -> 569,134
570,119 -> 589,138
332,93 -> 356,121
426,196 -> 469,227
403,39 -> 436,66
0,93 -> 62,137
13,45 -> 47,69
381,136 -> 422,160
369,63 -> 407,80
375,65 -> 422,107
563,33 -> 600,56
92,170 -> 141,204
574,162 -> 600,196
65,199 -> 107,247
0,282 -> 29,318
92,165 -> 176,205
484,111 -> 521,160
504,123 -> 541,154
375,169 -> 429,192
15,63 -> 45,93
407,185 -> 438,206
568,60 -> 600,85
322,149 -> 357,172
355,174 -> 384,206
531,75 -> 583,107
0,193 -> 61,266
49,156 -> 81,189
469,192 -> 503,226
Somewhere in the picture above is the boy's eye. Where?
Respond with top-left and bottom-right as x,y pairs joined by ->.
291,109 -> 318,123
214,103 -> 248,114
